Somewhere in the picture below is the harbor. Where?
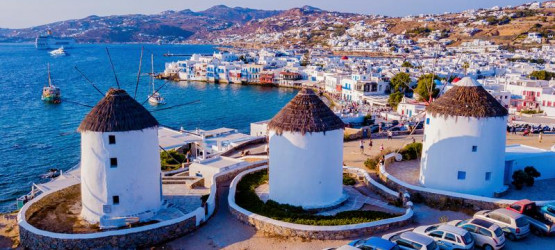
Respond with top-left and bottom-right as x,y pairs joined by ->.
0,43 -> 297,213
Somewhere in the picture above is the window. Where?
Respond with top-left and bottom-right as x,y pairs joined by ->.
458,171 -> 466,180
462,224 -> 477,233
445,233 -> 457,242
430,231 -> 444,238
426,118 -> 430,125
110,158 -> 118,168
485,172 -> 491,181
108,135 -> 116,144
112,195 -> 119,205
472,145 -> 478,152
479,228 -> 492,237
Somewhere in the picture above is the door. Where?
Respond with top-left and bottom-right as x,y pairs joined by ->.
504,160 -> 514,185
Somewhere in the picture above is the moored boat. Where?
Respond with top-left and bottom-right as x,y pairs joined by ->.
147,54 -> 166,105
49,46 -> 67,56
41,64 -> 62,104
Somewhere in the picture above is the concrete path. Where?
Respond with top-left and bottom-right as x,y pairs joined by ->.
317,186 -> 405,216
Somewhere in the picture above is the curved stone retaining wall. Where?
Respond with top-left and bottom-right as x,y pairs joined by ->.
228,166 -> 414,240
18,159 -> 269,249
378,153 -> 555,211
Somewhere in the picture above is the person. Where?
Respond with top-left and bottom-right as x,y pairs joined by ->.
387,130 -> 393,140
380,144 -> 384,152
185,150 -> 191,164
411,136 -> 416,144
368,139 -> 373,150
511,126 -> 516,135
539,130 -> 543,143
359,140 -> 365,154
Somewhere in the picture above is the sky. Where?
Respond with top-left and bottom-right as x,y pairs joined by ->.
0,0 -> 544,29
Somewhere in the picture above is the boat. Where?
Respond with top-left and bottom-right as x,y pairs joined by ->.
49,46 -> 67,56
35,30 -> 75,50
41,64 -> 62,104
148,54 -> 166,105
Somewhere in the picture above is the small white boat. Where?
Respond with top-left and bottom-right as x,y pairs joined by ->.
49,46 -> 66,56
147,54 -> 166,105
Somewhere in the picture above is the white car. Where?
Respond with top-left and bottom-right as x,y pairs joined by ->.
383,230 -> 439,250
474,209 -> 530,240
448,218 -> 505,250
413,224 -> 474,250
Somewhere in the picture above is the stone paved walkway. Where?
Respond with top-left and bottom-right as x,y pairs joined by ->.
254,184 -> 404,216
317,186 -> 405,216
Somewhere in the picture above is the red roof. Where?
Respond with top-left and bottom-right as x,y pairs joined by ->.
341,56 -> 349,60
452,77 -> 461,83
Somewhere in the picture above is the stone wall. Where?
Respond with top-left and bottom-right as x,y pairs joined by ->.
228,166 -> 414,240
19,216 -> 196,249
377,154 -> 514,211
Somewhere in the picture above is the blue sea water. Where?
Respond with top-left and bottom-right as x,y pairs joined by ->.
0,43 -> 297,212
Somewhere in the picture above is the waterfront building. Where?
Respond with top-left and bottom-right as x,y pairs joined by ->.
420,77 -> 508,197
78,88 -> 162,227
267,88 -> 345,209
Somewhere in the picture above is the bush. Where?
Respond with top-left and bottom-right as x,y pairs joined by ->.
343,174 -> 356,185
235,170 -> 395,225
399,143 -> 423,160
160,149 -> 186,171
364,148 -> 393,170
512,170 -> 528,190
524,166 -> 541,187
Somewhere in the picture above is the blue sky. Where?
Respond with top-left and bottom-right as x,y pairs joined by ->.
0,0 -> 543,29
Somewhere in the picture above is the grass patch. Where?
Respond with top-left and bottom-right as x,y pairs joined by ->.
235,170 -> 395,226
161,149 -> 186,171
343,174 -> 356,186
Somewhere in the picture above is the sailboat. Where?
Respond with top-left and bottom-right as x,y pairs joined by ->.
41,64 -> 61,104
148,54 -> 166,105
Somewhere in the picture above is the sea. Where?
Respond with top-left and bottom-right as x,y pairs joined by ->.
0,43 -> 297,212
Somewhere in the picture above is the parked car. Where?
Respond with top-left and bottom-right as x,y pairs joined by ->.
412,224 -> 474,250
448,218 -> 505,250
347,237 -> 400,250
506,199 -> 555,236
540,203 -> 555,223
474,209 -> 530,240
382,230 -> 439,250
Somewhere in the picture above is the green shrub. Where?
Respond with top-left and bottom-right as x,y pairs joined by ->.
364,148 -> 394,170
512,170 -> 528,190
399,143 -> 423,160
343,174 -> 356,185
524,166 -> 541,186
160,149 -> 186,171
235,170 -> 395,225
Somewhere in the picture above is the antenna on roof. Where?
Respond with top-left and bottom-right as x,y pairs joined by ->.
134,47 -> 144,99
105,47 -> 120,89
74,66 -> 105,97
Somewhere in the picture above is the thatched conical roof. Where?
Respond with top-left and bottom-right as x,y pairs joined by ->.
426,77 -> 508,118
268,88 -> 344,135
78,88 -> 159,132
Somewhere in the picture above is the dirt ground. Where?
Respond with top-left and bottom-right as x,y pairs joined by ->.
0,213 -> 18,248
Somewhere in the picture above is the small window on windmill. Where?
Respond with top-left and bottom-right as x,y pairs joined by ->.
426,118 -> 430,125
112,196 -> 120,205
458,171 -> 466,180
472,146 -> 478,152
110,158 -> 118,168
485,172 -> 491,181
108,135 -> 116,144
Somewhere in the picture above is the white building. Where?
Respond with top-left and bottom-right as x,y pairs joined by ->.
78,88 -> 162,227
267,88 -> 346,209
420,77 -> 508,197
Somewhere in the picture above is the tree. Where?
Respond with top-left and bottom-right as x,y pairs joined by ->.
388,72 -> 412,108
462,61 -> 470,75
390,72 -> 411,92
401,61 -> 414,68
529,70 -> 555,80
388,92 -> 404,109
415,74 -> 440,102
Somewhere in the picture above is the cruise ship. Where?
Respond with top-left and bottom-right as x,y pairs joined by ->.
35,30 -> 75,50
